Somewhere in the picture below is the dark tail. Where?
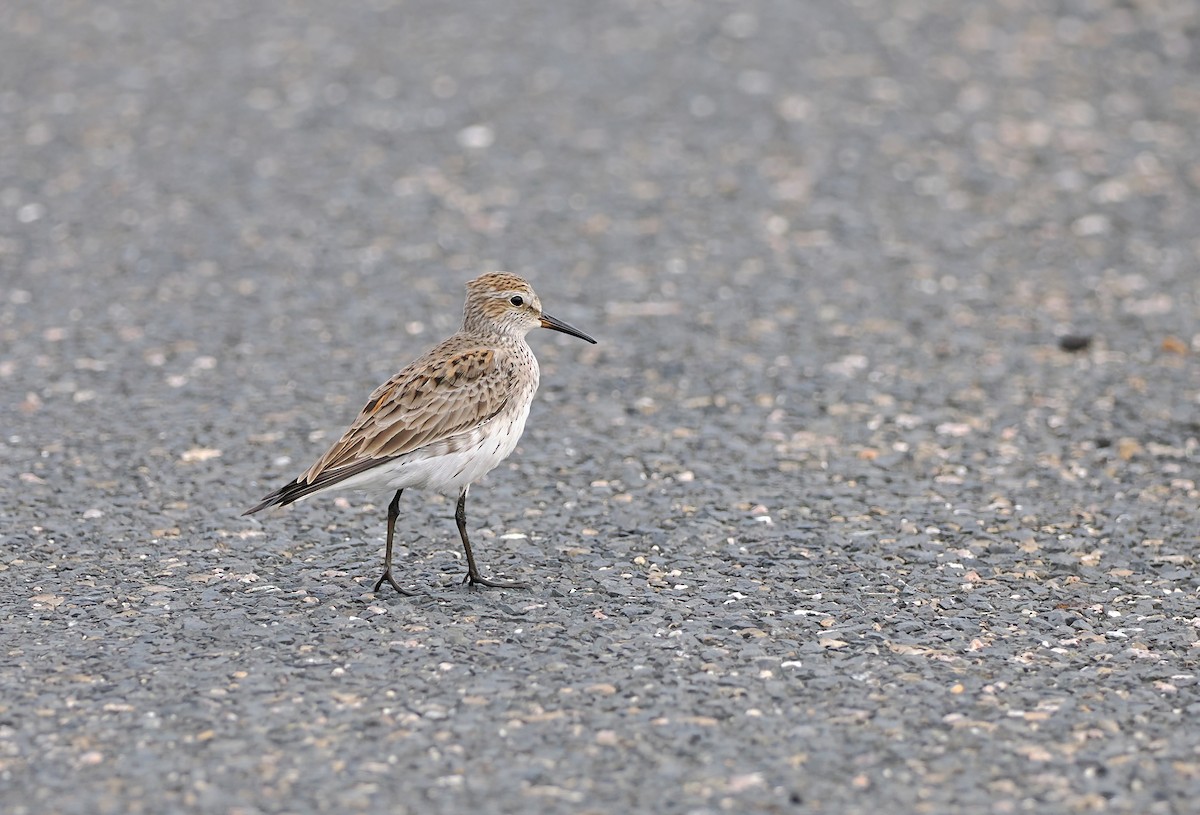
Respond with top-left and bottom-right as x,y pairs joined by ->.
244,456 -> 396,516
243,478 -> 315,515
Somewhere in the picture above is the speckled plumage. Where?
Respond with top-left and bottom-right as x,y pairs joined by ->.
245,272 -> 596,594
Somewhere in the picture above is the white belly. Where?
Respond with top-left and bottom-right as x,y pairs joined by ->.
323,402 -> 532,497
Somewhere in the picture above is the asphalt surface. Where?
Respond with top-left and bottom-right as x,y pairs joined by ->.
2,1 -> 1199,813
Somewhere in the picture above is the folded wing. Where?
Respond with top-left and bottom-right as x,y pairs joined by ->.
245,343 -> 516,513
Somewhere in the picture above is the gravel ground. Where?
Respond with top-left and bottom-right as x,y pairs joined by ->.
3,1 -> 1199,813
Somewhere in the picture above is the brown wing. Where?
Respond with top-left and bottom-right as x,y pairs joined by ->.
299,341 -> 517,485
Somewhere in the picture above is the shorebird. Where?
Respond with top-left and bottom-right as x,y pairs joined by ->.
245,272 -> 596,594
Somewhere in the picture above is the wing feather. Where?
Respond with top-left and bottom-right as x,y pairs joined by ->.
299,342 -> 515,486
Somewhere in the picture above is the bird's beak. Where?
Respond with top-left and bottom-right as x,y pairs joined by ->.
540,312 -> 597,344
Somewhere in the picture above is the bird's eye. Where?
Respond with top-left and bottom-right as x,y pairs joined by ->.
509,295 -> 524,307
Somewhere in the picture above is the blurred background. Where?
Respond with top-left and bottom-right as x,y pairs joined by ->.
4,0 -> 1197,516
2,1 -> 1199,812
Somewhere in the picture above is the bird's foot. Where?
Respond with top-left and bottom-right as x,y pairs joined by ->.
373,569 -> 419,596
463,572 -> 527,590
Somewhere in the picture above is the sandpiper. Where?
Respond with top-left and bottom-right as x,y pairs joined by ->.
245,272 -> 596,594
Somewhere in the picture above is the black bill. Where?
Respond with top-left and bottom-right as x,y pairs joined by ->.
539,312 -> 597,344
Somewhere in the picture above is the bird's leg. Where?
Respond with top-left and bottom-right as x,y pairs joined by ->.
373,490 -> 417,596
456,488 -> 526,589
